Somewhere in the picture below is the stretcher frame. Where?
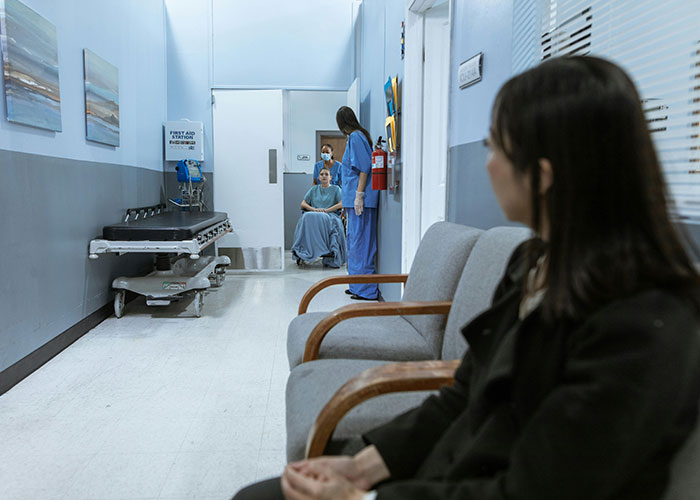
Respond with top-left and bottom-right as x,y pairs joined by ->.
88,219 -> 232,259
88,205 -> 234,317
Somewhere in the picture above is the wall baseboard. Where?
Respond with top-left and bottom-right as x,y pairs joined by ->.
0,302 -> 114,396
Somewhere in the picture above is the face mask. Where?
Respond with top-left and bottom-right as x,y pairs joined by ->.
321,153 -> 331,162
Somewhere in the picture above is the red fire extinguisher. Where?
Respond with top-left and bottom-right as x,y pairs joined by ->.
371,136 -> 388,190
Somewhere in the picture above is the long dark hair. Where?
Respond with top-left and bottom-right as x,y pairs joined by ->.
491,56 -> 699,321
336,106 -> 373,148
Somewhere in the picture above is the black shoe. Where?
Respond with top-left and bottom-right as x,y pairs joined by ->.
350,294 -> 377,301
345,289 -> 353,295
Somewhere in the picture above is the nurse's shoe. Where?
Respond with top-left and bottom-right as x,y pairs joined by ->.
350,294 -> 377,301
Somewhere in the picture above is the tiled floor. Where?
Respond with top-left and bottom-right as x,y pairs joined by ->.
0,253 -> 353,500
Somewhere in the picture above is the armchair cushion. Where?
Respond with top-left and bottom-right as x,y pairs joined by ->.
285,359 -> 433,461
441,226 -> 532,359
663,405 -> 700,499
400,223 -> 482,354
287,314 -> 431,370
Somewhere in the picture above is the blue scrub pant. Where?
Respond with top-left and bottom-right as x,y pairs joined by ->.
346,207 -> 378,299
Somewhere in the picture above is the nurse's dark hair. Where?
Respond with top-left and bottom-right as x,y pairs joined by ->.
491,55 -> 699,322
321,143 -> 334,159
336,106 -> 373,148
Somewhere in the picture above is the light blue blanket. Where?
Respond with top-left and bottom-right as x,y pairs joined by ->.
291,212 -> 347,268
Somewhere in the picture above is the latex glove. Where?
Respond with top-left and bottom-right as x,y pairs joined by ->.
354,191 -> 365,216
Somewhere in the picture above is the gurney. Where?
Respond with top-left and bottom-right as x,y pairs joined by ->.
89,204 -> 233,317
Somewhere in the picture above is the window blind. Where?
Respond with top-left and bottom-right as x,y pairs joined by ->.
512,0 -> 700,220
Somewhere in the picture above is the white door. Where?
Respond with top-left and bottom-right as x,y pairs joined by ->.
420,1 -> 450,237
213,89 -> 284,270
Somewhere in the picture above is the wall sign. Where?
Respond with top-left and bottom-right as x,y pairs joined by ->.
458,52 -> 483,89
165,120 -> 204,161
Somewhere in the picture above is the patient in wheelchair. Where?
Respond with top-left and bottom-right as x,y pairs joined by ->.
291,167 -> 347,268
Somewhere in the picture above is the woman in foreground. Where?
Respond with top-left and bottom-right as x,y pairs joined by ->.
234,56 -> 700,500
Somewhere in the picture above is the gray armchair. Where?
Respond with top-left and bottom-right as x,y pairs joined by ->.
663,412 -> 700,499
286,222 -> 483,369
285,226 -> 531,461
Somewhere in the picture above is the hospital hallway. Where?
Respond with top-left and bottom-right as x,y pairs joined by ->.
0,253 -> 352,500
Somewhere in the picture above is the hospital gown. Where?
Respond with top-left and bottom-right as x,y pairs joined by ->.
291,185 -> 347,268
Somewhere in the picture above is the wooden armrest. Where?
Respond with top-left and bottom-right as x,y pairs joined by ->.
302,300 -> 452,363
298,274 -> 409,315
305,359 -> 461,458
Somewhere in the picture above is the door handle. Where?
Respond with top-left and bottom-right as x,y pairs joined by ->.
269,149 -> 277,184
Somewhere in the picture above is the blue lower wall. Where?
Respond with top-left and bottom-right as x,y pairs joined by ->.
0,150 -> 162,372
447,140 -> 518,229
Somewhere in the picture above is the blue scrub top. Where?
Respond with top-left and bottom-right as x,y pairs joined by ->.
341,131 -> 379,209
313,160 -> 342,186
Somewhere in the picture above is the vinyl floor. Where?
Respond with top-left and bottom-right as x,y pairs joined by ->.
0,252 -> 354,500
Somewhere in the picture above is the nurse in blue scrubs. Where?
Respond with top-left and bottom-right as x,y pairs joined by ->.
312,144 -> 342,186
335,106 -> 379,300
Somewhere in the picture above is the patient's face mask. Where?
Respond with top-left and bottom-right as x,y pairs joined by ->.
321,152 -> 332,162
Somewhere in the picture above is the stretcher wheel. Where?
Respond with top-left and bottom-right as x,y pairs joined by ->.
114,290 -> 125,318
214,273 -> 224,287
194,290 -> 203,317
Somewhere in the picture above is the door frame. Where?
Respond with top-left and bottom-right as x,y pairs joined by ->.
401,0 -> 452,273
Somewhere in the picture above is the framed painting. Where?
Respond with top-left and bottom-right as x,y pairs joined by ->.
0,0 -> 61,131
83,48 -> 119,146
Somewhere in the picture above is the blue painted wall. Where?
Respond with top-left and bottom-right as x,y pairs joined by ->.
0,0 -> 167,171
446,0 -> 518,229
210,0 -> 355,90
164,0 -> 356,174
164,0 -> 213,171
359,0 -> 404,301
449,0 -> 513,148
0,0 -> 167,374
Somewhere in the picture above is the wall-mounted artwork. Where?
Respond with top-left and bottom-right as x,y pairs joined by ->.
0,0 -> 61,131
83,49 -> 119,146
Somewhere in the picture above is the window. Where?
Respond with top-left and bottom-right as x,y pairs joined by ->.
512,0 -> 700,220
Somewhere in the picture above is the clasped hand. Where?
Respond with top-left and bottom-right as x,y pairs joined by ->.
281,456 -> 368,500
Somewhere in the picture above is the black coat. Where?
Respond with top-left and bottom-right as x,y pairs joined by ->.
365,248 -> 700,500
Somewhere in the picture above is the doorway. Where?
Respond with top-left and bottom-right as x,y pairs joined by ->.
420,1 -> 450,235
401,0 -> 452,273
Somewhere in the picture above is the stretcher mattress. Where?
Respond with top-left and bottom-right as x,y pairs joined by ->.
102,211 -> 228,241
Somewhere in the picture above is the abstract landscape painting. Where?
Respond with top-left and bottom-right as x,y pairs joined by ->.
0,0 -> 61,131
83,49 -> 119,146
